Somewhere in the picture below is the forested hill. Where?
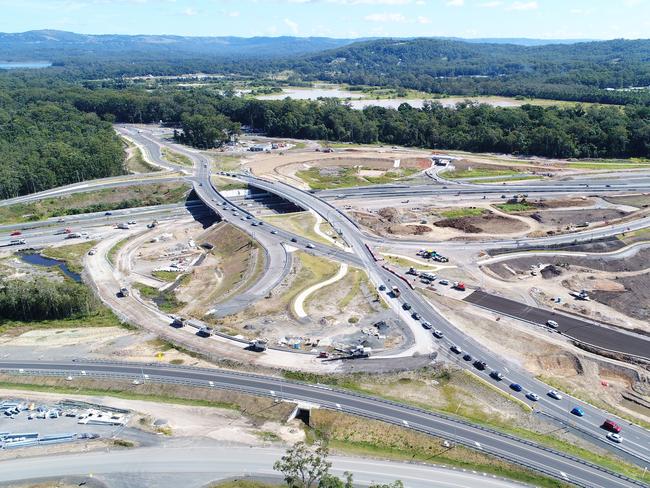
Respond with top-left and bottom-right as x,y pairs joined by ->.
0,30 -> 358,62
290,38 -> 650,104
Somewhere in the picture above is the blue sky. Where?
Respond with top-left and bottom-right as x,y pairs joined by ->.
0,0 -> 648,39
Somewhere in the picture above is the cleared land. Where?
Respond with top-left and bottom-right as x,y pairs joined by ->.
296,165 -> 421,190
122,136 -> 160,173
162,147 -> 193,167
261,211 -> 336,246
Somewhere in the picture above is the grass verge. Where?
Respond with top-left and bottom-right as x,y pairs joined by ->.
495,202 -> 535,213
0,307 -> 125,335
442,168 -> 520,179
107,237 -> 130,266
133,282 -> 185,313
261,211 -> 334,246
162,147 -> 193,167
122,137 -> 161,173
440,208 -> 486,219
41,241 -> 96,274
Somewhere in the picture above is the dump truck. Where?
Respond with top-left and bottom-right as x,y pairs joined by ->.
248,339 -> 268,352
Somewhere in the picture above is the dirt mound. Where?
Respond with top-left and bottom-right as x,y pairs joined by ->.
434,218 -> 482,233
387,224 -> 430,235
532,352 -> 584,376
541,264 -> 563,279
378,207 -> 400,222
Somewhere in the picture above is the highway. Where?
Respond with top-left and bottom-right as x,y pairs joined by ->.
0,359 -> 646,488
3,125 -> 650,484
0,444 -> 524,488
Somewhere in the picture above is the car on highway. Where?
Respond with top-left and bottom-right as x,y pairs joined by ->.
602,419 -> 622,433
291,237 -> 298,243
402,302 -> 412,310
490,370 -> 504,381
411,312 -> 421,321
571,407 -> 585,417
128,220 -> 136,225
526,392 -> 540,401
463,353 -> 472,361
509,383 -> 523,392
9,231 -> 21,236
473,359 -> 487,370
57,218 -> 65,223
88,248 -> 97,256
421,321 -> 432,329
432,329 -> 444,339
606,432 -> 623,443
450,345 -> 462,354
246,215 -> 252,219
546,319 -> 559,329
306,243 -> 315,249
547,389 -> 563,400
438,279 -> 449,286
271,230 -> 278,234
378,284 -> 386,291
105,211 -> 112,216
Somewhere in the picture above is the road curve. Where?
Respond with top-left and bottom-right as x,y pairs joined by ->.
0,445 -> 524,488
0,360 -> 646,488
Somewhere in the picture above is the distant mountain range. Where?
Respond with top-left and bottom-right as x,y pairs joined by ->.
0,30 -> 599,63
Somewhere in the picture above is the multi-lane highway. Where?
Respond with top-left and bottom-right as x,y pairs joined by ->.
0,360 -> 646,488
3,124 -> 650,486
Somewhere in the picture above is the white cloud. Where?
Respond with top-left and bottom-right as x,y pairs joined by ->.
506,1 -> 538,11
288,0 -> 413,4
182,7 -> 197,16
228,11 -> 240,17
284,18 -> 299,34
446,0 -> 464,6
417,15 -> 431,23
364,12 -> 407,21
479,1 -> 502,7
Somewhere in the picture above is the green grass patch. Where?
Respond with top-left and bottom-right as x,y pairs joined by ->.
566,162 -> 650,170
471,175 -> 543,183
261,211 -> 334,246
443,168 -> 520,179
162,147 -> 193,167
133,282 -> 185,313
41,241 -> 96,274
210,480 -> 279,488
296,166 -> 418,190
0,307 -> 125,335
151,270 -> 183,282
495,202 -> 535,213
382,255 -> 437,270
440,208 -> 486,219
122,137 -> 160,173
0,182 -> 191,225
211,155 -> 242,172
211,176 -> 249,191
107,237 -> 130,266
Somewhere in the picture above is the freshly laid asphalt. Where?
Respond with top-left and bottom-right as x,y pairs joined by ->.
464,290 -> 650,360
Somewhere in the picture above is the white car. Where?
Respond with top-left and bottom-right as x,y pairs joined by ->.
546,320 -> 559,329
526,392 -> 540,401
433,330 -> 444,339
606,432 -> 622,443
547,389 -> 563,400
306,243 -> 315,249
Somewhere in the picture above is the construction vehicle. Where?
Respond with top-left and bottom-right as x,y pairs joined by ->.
572,289 -> 591,301
248,339 -> 268,352
350,345 -> 371,357
453,282 -> 466,291
9,239 -> 26,246
116,223 -> 130,230
147,220 -> 159,229
407,267 -> 419,276
119,287 -> 129,297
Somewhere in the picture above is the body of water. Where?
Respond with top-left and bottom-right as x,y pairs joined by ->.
0,61 -> 52,70
20,253 -> 82,282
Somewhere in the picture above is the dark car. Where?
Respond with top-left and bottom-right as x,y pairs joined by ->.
473,360 -> 487,370
450,345 -> 462,354
490,371 -> 504,381
105,211 -> 113,216
402,303 -> 412,310
290,237 -> 298,243
411,312 -> 421,320
509,383 -> 523,392
463,353 -> 473,361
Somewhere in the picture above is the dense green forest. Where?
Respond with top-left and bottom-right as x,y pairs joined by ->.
0,79 -> 125,198
0,278 -> 97,322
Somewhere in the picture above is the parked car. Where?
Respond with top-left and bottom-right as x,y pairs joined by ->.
510,383 -> 523,392
571,407 -> 585,417
547,390 -> 563,400
602,419 -> 622,433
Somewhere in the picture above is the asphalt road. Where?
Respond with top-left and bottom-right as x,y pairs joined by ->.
0,360 -> 645,488
464,290 -> 650,360
0,444 -> 524,488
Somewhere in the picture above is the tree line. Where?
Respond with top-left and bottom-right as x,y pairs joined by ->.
0,278 -> 98,322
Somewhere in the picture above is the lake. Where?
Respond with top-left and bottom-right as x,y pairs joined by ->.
20,253 -> 82,282
0,61 -> 52,70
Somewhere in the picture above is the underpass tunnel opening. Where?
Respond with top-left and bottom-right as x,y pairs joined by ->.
289,406 -> 312,426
